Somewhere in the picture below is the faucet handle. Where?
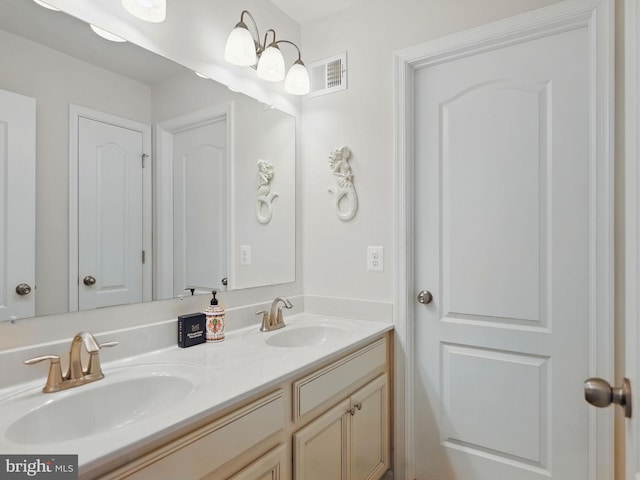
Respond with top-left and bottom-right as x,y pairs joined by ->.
24,355 -> 64,393
256,310 -> 270,331
84,340 -> 118,378
24,354 -> 60,366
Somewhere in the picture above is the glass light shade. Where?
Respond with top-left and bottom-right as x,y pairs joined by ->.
284,62 -> 310,95
33,0 -> 60,11
122,0 -> 166,23
257,45 -> 285,82
90,24 -> 127,43
224,25 -> 257,66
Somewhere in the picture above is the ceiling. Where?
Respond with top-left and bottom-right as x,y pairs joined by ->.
0,0 -> 186,85
269,0 -> 364,25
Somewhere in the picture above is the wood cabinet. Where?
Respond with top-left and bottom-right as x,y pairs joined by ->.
99,391 -> 285,480
293,374 -> 389,480
225,446 -> 286,480
97,333 -> 391,480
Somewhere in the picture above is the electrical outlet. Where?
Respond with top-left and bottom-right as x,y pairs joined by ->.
367,246 -> 384,272
240,245 -> 252,266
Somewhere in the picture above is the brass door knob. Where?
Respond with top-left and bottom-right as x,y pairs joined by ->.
83,276 -> 97,286
584,377 -> 632,418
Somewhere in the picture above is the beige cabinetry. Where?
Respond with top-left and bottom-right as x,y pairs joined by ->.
226,445 -> 286,480
97,333 -> 391,480
293,374 -> 389,480
100,391 -> 285,480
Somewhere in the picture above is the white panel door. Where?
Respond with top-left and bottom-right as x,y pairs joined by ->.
0,89 -> 35,321
413,22 -> 608,480
172,118 -> 227,296
78,117 -> 144,310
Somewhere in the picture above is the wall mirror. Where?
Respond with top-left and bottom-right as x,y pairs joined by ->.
0,0 -> 296,321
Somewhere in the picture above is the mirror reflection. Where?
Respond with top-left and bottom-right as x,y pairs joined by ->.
0,0 -> 296,321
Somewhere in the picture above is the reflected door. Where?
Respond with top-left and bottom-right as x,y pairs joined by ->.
172,118 -> 227,296
77,116 -> 145,310
0,89 -> 35,320
413,20 -> 611,480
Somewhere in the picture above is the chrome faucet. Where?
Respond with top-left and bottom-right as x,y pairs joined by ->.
24,332 -> 118,393
257,296 -> 293,332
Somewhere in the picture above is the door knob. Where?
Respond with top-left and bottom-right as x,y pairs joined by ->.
83,276 -> 97,286
15,283 -> 32,296
584,377 -> 632,418
417,290 -> 433,305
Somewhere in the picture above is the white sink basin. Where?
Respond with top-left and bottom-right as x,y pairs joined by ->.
243,319 -> 355,348
265,324 -> 350,347
2,363 -> 204,445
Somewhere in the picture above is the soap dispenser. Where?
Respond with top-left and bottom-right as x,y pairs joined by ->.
205,290 -> 225,342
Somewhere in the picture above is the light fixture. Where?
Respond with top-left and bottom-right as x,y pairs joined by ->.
224,10 -> 310,95
32,0 -> 60,11
90,24 -> 127,43
122,0 -> 166,23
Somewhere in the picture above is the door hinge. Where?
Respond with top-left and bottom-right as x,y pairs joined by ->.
142,153 -> 149,168
142,250 -> 146,264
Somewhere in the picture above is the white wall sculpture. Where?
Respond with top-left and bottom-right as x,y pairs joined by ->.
255,159 -> 278,224
328,146 -> 358,221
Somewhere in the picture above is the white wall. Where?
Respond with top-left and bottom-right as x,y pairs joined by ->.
300,0 -> 563,302
151,73 -> 296,291
232,100 -> 296,289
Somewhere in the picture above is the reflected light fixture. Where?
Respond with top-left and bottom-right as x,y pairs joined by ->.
122,0 -> 166,23
224,10 -> 310,96
90,24 -> 127,43
32,0 -> 60,11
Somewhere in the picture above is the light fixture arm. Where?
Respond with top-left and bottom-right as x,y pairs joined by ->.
274,40 -> 303,63
263,29 -> 278,50
238,10 -> 263,54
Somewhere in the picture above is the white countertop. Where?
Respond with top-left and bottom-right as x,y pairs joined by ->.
0,313 -> 392,477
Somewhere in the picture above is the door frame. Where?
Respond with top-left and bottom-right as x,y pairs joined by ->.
154,102 -> 232,300
68,104 -> 152,312
625,1 -> 640,478
393,1 -> 614,478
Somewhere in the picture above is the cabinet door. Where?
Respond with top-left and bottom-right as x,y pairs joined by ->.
227,445 -> 285,480
350,374 -> 389,480
294,398 -> 350,480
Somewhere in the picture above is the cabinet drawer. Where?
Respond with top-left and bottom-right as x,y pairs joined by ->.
226,445 -> 285,480
105,390 -> 284,479
293,337 -> 386,421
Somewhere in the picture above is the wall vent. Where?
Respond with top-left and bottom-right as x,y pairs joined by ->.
308,52 -> 347,97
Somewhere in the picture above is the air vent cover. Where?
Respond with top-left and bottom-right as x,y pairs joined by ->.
308,52 -> 347,97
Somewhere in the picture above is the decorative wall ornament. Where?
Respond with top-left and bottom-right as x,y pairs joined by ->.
328,146 -> 358,221
256,159 -> 278,224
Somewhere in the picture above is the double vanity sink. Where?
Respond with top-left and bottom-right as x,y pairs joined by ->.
0,313 -> 392,477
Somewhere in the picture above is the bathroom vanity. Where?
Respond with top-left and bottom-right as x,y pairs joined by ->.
0,314 -> 392,480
